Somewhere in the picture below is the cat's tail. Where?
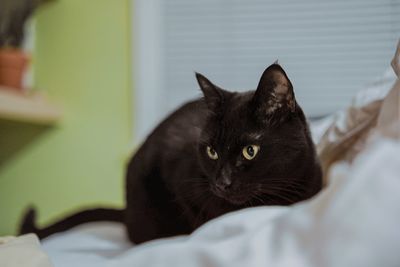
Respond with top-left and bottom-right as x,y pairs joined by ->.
19,206 -> 124,239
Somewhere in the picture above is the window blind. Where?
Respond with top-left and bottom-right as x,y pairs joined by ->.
134,0 -> 400,140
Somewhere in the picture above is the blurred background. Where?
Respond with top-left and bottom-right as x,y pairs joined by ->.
0,0 -> 399,235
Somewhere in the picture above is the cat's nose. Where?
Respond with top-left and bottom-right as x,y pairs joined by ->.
215,167 -> 233,192
215,178 -> 232,191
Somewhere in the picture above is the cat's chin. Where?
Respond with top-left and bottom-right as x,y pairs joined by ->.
224,196 -> 250,206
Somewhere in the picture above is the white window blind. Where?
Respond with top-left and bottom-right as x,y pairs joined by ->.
133,0 -> 400,141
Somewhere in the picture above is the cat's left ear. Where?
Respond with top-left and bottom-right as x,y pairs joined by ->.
195,72 -> 223,111
252,63 -> 296,118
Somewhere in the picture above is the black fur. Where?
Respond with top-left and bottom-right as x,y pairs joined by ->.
20,64 -> 322,244
20,207 -> 123,239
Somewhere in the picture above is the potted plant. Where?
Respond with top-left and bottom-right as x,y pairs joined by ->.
0,0 -> 50,90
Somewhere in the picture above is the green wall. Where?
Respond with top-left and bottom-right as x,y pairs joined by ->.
0,0 -> 132,235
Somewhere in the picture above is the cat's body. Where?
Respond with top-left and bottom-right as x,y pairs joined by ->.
20,64 -> 322,244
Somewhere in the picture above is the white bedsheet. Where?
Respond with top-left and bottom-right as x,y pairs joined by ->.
41,139 -> 400,267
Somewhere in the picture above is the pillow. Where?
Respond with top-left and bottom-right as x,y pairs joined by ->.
0,234 -> 53,267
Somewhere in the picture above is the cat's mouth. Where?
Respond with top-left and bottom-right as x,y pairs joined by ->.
211,187 -> 251,205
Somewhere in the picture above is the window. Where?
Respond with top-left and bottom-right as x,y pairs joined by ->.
132,0 -> 400,141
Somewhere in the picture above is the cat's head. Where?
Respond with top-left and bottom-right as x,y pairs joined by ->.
196,63 -> 322,206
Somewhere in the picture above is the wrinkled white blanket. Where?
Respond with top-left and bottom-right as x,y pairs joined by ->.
40,138 -> 400,267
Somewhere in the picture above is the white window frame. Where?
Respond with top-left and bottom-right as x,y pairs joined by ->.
131,0 -> 165,143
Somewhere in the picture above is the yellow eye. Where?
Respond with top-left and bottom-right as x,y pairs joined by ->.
206,146 -> 218,160
242,145 -> 260,160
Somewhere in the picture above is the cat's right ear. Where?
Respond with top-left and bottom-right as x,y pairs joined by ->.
195,72 -> 223,111
252,64 -> 296,121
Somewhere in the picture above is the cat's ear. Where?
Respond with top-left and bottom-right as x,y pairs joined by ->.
195,72 -> 223,111
252,63 -> 295,119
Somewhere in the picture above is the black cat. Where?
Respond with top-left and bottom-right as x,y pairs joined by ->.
20,63 -> 322,244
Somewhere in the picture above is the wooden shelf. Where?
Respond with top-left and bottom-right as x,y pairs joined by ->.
0,87 -> 62,124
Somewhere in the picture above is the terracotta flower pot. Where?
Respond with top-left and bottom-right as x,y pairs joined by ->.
0,48 -> 29,90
